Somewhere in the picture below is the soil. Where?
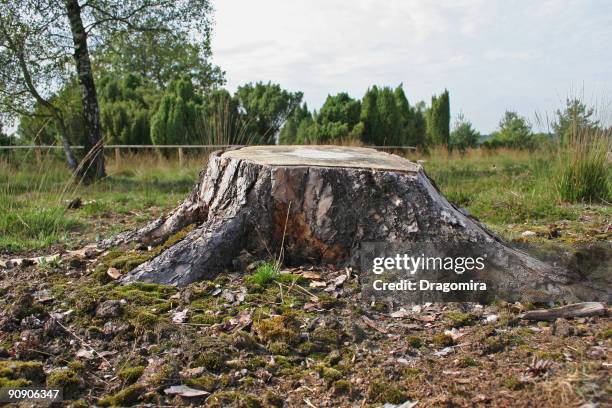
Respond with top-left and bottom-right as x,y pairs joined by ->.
0,235 -> 610,407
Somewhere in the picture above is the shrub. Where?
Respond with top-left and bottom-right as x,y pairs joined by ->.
556,125 -> 610,203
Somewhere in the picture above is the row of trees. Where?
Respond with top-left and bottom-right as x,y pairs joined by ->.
279,86 -> 448,148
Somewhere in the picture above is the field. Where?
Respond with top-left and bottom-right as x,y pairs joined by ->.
0,148 -> 610,407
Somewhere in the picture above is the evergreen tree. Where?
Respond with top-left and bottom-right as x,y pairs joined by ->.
449,113 -> 481,152
360,86 -> 380,145
235,82 -> 303,144
150,77 -> 203,146
99,73 -> 155,145
279,103 -> 311,144
375,86 -> 401,145
426,90 -> 450,146
484,111 -> 533,149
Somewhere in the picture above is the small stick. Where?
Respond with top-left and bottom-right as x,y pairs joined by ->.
56,320 -> 113,371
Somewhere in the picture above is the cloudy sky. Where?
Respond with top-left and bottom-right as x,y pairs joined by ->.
211,0 -> 611,133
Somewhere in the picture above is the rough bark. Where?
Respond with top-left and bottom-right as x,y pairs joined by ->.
106,146 -> 601,303
65,0 -> 105,181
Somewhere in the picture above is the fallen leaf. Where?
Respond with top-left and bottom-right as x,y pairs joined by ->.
172,308 -> 189,324
76,348 -> 95,359
164,385 -> 210,398
302,271 -> 321,280
415,314 -> 436,322
390,309 -> 411,318
362,316 -> 388,333
433,346 -> 454,357
107,267 -> 121,280
179,367 -> 206,379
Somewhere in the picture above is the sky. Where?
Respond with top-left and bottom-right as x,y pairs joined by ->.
211,0 -> 612,134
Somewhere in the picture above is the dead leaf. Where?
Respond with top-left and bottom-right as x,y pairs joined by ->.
164,385 -> 210,398
179,367 -> 206,379
390,309 -> 411,318
302,271 -> 321,280
362,316 -> 388,333
76,348 -> 95,359
333,274 -> 347,286
107,267 -> 121,280
172,308 -> 189,324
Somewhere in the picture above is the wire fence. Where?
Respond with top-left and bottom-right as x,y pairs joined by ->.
0,144 -> 417,166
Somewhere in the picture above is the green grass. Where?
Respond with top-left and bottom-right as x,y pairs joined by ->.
1,147 -> 609,253
0,151 -> 200,252
556,127 -> 610,203
416,147 -> 611,233
247,262 -> 280,286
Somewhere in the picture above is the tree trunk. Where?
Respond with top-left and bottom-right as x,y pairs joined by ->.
104,146 -> 601,303
55,115 -> 78,170
65,0 -> 105,181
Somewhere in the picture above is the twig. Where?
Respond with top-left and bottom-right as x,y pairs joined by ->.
55,319 -> 114,371
304,398 -> 318,408
277,201 -> 292,266
277,281 -> 319,301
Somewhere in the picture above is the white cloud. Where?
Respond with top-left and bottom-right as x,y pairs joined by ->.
211,0 -> 612,133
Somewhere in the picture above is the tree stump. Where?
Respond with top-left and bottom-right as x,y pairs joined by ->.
103,146 -> 597,302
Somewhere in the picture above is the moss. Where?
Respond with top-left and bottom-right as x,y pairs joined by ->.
186,374 -> 218,392
195,352 -> 224,373
230,331 -> 260,351
316,365 -> 343,384
46,369 -> 82,399
312,326 -> 342,349
206,391 -> 242,407
10,294 -> 45,320
275,273 -> 306,285
0,377 -> 31,388
268,341 -> 290,355
367,380 -> 408,404
254,315 -> 300,345
263,391 -> 284,407
444,311 -> 475,327
402,367 -> 422,377
600,328 -> 612,339
130,310 -> 161,334
67,360 -> 86,373
407,336 -> 422,348
0,360 -> 45,383
483,334 -> 512,354
106,252 -> 151,273
459,356 -> 478,367
503,376 -> 525,390
116,282 -> 177,303
117,366 -> 145,384
298,341 -> 316,355
496,311 -> 519,327
148,363 -> 176,387
243,394 -> 263,408
190,314 -> 220,325
161,226 -> 195,248
98,384 -> 145,407
318,294 -> 344,310
333,379 -> 352,395
371,302 -> 388,313
432,332 -> 454,347
536,351 -> 563,361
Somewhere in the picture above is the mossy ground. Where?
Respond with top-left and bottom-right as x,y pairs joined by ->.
0,151 -> 610,406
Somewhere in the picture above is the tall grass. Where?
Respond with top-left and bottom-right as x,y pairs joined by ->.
556,126 -> 610,203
